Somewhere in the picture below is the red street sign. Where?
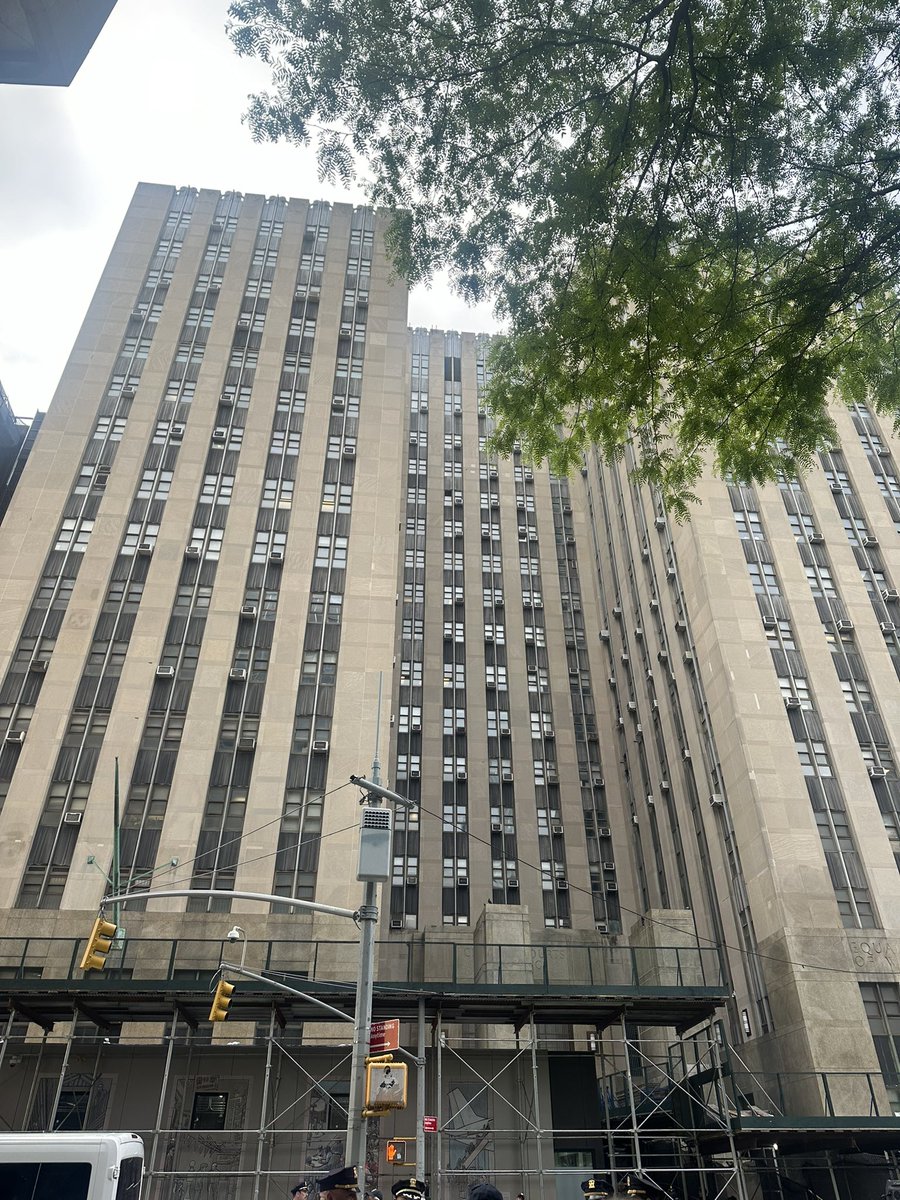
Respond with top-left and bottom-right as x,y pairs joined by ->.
369,1018 -> 400,1053
423,1116 -> 438,1133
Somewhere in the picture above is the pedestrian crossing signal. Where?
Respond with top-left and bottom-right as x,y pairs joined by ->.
386,1139 -> 409,1164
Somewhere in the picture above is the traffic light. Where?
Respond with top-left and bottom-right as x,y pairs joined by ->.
208,978 -> 235,1022
79,917 -> 118,972
385,1139 -> 409,1165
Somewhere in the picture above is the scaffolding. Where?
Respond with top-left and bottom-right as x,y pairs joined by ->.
0,935 -> 897,1200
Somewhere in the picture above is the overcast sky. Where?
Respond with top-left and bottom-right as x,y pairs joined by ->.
0,0 -> 499,418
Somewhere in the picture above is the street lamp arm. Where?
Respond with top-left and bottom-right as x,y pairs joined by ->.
219,961 -> 355,1024
100,886 -> 358,921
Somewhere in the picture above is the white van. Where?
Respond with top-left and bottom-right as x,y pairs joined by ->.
0,1131 -> 143,1200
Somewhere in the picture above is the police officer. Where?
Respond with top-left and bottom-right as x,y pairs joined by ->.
290,1183 -> 310,1200
581,1177 -> 614,1198
319,1166 -> 360,1200
616,1173 -> 667,1198
391,1179 -> 428,1200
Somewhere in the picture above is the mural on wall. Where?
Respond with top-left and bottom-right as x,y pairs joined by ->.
303,1082 -> 349,1175
446,1084 -> 491,1172
28,1069 -> 111,1131
162,1075 -> 249,1200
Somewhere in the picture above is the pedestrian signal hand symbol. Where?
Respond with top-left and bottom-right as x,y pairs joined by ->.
386,1140 -> 407,1164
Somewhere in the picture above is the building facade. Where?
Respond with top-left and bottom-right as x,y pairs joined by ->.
0,183 -> 898,1198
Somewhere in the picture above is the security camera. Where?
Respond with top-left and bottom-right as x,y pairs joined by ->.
226,926 -> 242,943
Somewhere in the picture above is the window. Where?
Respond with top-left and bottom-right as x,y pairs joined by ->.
190,1091 -> 229,1130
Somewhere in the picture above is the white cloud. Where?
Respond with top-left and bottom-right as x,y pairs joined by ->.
1,0 -> 499,418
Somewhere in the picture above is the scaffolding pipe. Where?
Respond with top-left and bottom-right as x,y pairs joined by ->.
48,1009 -> 75,1131
436,1012 -> 443,1196
146,1008 -> 178,1200
22,1030 -> 48,1135
0,1008 -> 14,1074
529,1012 -> 545,1198
416,998 -> 425,1177
253,1007 -> 277,1200
620,1015 -> 643,1174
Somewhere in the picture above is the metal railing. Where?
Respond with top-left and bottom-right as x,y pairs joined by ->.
0,935 -> 725,990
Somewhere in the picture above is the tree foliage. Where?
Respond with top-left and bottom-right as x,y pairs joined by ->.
229,0 -> 900,512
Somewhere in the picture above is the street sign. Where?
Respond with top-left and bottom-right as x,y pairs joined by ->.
369,1018 -> 400,1053
423,1116 -> 438,1133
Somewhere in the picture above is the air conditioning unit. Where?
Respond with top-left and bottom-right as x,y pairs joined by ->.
457,769 -> 467,780
185,544 -> 202,558
649,598 -> 659,611
710,793 -> 725,806
617,717 -> 625,728
457,876 -> 469,887
63,811 -> 82,825
602,861 -> 616,872
490,497 -> 499,508
406,873 -> 418,885
420,402 -> 428,413
655,516 -> 666,529
598,826 -> 611,838
343,446 -> 356,458
682,748 -> 692,760
171,424 -> 185,438
238,736 -> 257,751
332,398 -> 346,411
5,731 -> 25,745
491,822 -> 503,833
599,629 -> 610,640
581,466 -> 588,477
131,310 -> 143,320
595,921 -> 609,933
137,541 -> 154,556
411,721 -> 422,732
409,769 -> 420,779
882,589 -> 900,602
240,604 -> 258,618
544,729 -> 555,740
495,596 -> 504,607
869,766 -> 889,778
212,427 -> 227,442
830,481 -> 843,493
269,549 -> 284,563
454,494 -> 464,506
809,533 -> 824,544
502,771 -> 514,782
784,696 -> 801,709
390,919 -> 404,930
627,700 -> 637,712
507,878 -> 519,889
658,649 -> 669,661
489,468 -> 499,479
762,615 -> 777,629
613,605 -> 622,618
96,464 -> 111,477
155,666 -> 175,678
683,650 -> 695,663
551,823 -> 563,835
229,668 -> 247,682
237,318 -> 250,329
566,535 -> 576,545
121,388 -> 136,399
605,881 -> 619,893
312,739 -> 330,753
29,659 -> 48,674
864,535 -> 879,547
557,879 -> 569,891
516,499 -> 526,510
592,776 -> 605,788
220,393 -> 234,406
880,621 -> 897,633
878,446 -> 892,456
563,504 -> 572,513
836,619 -> 853,632
660,780 -> 670,791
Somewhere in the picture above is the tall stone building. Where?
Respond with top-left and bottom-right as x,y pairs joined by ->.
0,183 -> 898,1199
